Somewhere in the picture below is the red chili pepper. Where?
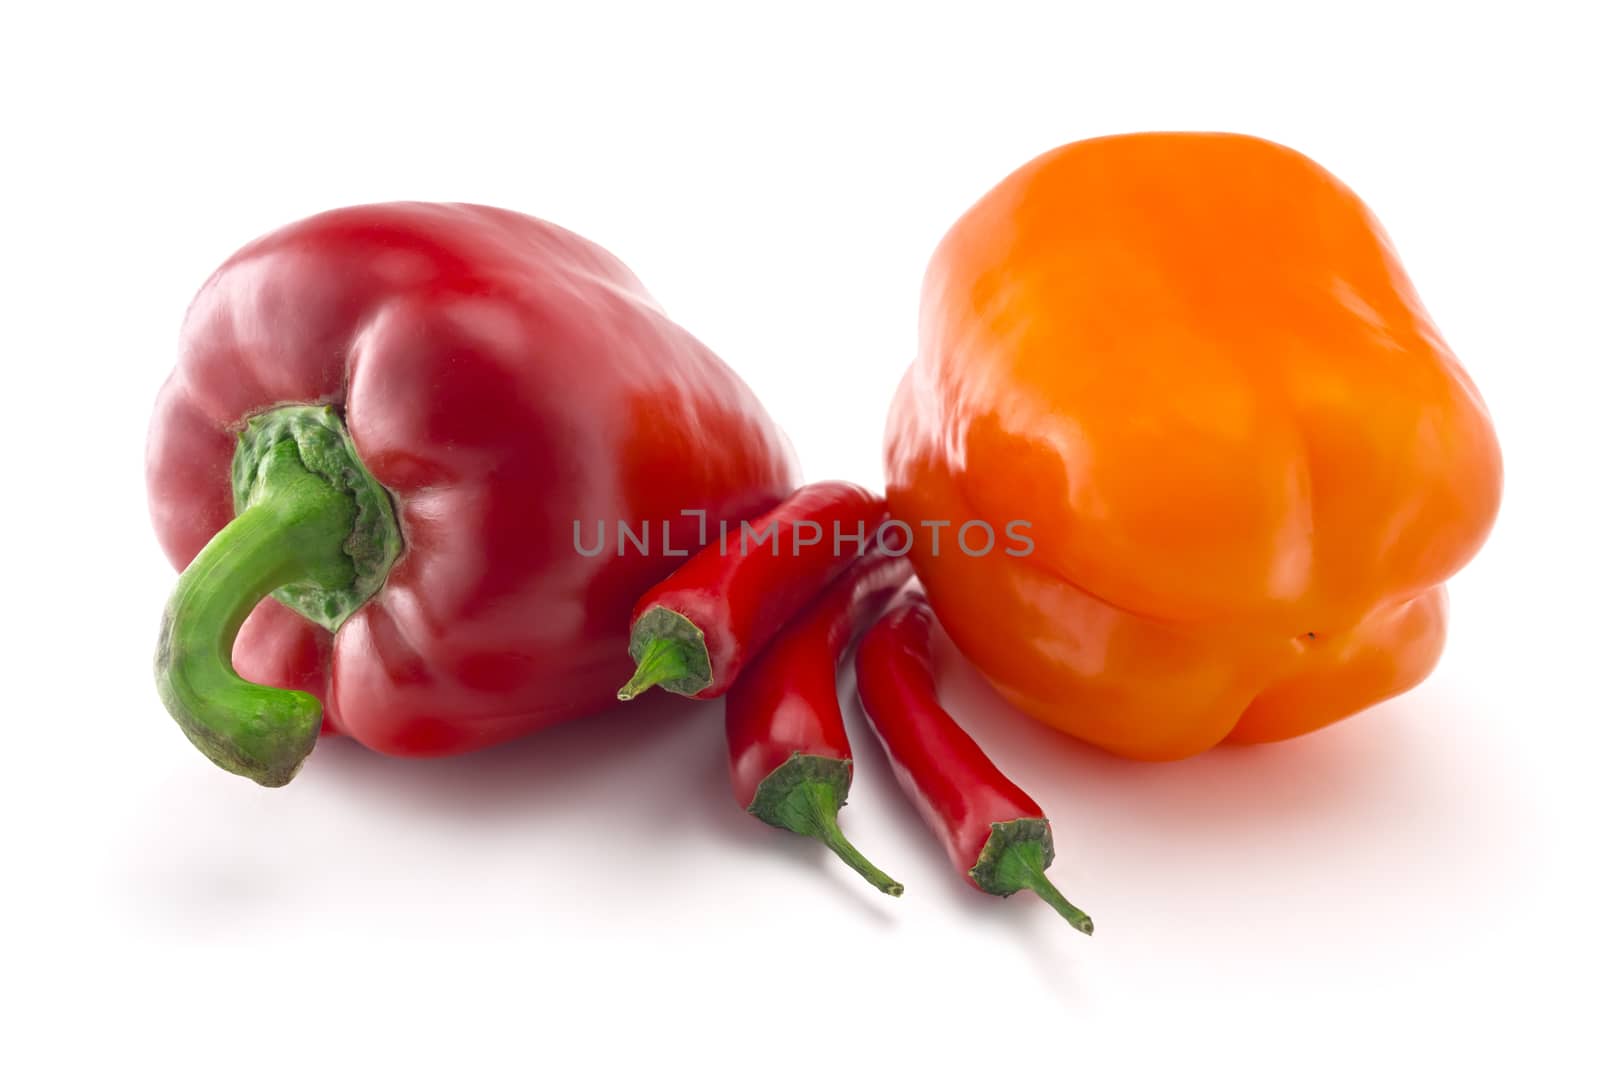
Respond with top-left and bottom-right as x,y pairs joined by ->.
726,550 -> 912,895
854,591 -> 1095,933
149,203 -> 796,786
617,481 -> 887,700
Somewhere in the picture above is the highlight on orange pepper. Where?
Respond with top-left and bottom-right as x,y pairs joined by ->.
886,132 -> 1502,761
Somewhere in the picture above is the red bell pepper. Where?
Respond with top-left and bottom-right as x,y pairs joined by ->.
150,202 -> 797,787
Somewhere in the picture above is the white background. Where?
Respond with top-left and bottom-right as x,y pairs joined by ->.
5,1 -> 1597,1063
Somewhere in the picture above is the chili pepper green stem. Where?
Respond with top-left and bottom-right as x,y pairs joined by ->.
617,636 -> 691,700
1001,841 -> 1095,934
748,757 -> 903,896
620,607 -> 713,699
971,818 -> 1094,935
779,778 -> 904,897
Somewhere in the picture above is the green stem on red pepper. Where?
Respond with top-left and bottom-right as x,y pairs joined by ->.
746,756 -> 903,897
617,624 -> 708,701
971,818 -> 1095,934
154,406 -> 401,787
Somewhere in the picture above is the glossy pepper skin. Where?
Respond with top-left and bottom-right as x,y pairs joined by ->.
887,133 -> 1502,760
150,203 -> 797,783
855,592 -> 1092,932
726,549 -> 910,895
618,481 -> 886,700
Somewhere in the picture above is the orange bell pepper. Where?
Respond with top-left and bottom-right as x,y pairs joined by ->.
886,132 -> 1502,760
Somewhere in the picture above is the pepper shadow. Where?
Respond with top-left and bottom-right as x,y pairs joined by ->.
835,658 -> 1095,1003
306,689 -> 731,831
869,621 -> 1531,976
309,689 -> 906,925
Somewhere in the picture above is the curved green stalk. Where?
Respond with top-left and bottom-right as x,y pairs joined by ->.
154,406 -> 401,787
